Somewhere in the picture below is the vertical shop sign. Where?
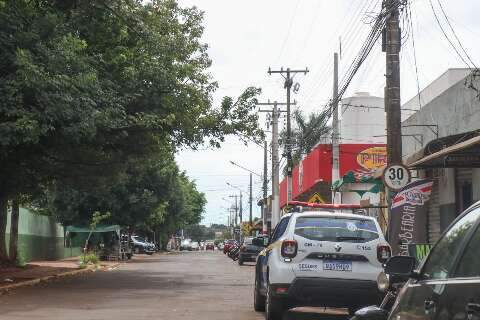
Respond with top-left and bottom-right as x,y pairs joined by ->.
388,179 -> 434,255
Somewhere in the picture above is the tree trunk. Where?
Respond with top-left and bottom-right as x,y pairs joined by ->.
0,193 -> 8,261
9,198 -> 19,263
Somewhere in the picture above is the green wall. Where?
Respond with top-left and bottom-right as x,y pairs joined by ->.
5,208 -> 82,262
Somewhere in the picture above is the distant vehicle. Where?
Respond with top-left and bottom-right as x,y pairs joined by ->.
205,241 -> 215,251
131,235 -> 155,255
217,242 -> 224,251
254,202 -> 390,319
238,236 -> 267,266
180,239 -> 192,251
223,239 -> 237,254
199,241 -> 205,250
190,241 -> 200,251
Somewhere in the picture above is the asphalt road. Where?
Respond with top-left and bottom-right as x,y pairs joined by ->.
0,251 -> 349,320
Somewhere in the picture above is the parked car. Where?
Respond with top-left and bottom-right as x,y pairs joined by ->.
253,204 -> 391,320
199,241 -> 205,250
217,242 -> 224,251
180,239 -> 192,251
223,239 -> 237,254
191,241 -> 200,251
205,241 -> 215,251
356,200 -> 480,320
238,236 -> 268,266
131,235 -> 155,255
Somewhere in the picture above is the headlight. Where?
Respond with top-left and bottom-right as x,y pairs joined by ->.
377,271 -> 390,292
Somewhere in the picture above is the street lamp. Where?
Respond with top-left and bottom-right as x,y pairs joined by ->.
229,161 -> 261,231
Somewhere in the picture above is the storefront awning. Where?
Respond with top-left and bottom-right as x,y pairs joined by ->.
408,135 -> 480,168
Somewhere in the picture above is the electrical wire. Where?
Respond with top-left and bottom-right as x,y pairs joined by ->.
406,1 -> 422,109
435,0 -> 477,69
428,0 -> 473,69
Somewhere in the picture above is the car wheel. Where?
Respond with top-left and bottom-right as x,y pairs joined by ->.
126,253 -> 132,260
238,257 -> 243,265
265,285 -> 286,320
253,275 -> 266,312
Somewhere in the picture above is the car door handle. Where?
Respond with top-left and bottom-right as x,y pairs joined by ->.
467,303 -> 480,315
424,300 -> 435,313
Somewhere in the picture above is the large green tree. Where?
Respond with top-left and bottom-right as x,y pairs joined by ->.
0,0 -> 262,261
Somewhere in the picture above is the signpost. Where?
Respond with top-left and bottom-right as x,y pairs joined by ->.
383,164 -> 411,191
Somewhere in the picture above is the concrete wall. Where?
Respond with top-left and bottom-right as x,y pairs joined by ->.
402,72 -> 480,157
5,208 -> 82,262
402,70 -> 480,240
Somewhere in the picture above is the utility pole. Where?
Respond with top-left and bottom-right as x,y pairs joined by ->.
229,195 -> 239,226
332,53 -> 340,204
268,67 -> 309,204
258,101 -> 289,230
263,140 -> 268,235
271,103 -> 280,229
249,173 -> 253,228
383,0 -> 402,164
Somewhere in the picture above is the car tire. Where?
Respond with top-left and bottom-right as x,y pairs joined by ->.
253,276 -> 266,312
348,307 -> 359,316
265,285 -> 286,320
126,253 -> 132,260
238,257 -> 243,265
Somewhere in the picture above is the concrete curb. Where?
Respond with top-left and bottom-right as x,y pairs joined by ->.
0,263 -> 121,295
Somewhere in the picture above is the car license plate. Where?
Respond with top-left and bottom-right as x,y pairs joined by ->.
323,260 -> 352,272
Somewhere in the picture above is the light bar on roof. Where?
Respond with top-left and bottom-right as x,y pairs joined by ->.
287,201 -> 362,209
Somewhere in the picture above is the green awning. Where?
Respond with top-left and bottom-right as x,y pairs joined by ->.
65,224 -> 121,234
332,171 -> 383,194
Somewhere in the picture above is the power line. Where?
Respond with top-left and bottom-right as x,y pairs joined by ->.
428,0 -> 473,69
435,0 -> 477,68
406,1 -> 422,109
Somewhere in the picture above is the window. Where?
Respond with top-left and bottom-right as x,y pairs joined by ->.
455,224 -> 480,278
422,207 -> 480,280
270,217 -> 290,243
294,216 -> 379,243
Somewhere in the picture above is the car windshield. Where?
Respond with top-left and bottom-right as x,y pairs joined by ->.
243,237 -> 254,245
294,216 -> 379,243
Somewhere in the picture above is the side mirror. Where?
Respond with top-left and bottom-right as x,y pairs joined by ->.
385,255 -> 416,277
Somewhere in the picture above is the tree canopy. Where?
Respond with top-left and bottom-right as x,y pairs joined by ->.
0,0 -> 263,261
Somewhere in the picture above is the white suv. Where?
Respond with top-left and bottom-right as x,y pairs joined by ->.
253,203 -> 391,320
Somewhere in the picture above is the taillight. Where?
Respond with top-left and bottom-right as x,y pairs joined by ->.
377,244 -> 391,263
281,240 -> 298,258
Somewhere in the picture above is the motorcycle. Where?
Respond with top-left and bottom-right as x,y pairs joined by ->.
350,273 -> 401,320
227,242 -> 241,261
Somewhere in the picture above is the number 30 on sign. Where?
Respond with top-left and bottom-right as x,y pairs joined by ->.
383,164 -> 411,191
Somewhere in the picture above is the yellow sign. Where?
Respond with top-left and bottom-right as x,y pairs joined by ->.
308,193 -> 325,204
357,146 -> 387,171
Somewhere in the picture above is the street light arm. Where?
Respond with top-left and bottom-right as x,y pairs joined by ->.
229,161 -> 262,178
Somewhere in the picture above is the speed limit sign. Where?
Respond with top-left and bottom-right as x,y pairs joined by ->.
383,164 -> 411,191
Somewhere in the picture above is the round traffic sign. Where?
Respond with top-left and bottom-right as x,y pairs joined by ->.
383,164 -> 411,191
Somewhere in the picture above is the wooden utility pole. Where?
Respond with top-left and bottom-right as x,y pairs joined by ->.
268,67 -> 309,204
258,101 -> 289,229
263,140 -> 268,234
384,0 -> 402,164
249,173 -> 252,227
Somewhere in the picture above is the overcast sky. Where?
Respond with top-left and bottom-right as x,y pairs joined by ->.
175,0 -> 480,226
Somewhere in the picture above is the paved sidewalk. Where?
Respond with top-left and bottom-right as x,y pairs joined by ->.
0,257 -> 121,293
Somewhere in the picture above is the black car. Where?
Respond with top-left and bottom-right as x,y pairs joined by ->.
238,236 -> 268,265
357,200 -> 480,320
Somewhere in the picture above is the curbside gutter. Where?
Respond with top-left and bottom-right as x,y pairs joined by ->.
0,262 -> 121,295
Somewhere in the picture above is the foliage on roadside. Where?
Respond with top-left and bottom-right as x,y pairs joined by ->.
0,0 -> 263,261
